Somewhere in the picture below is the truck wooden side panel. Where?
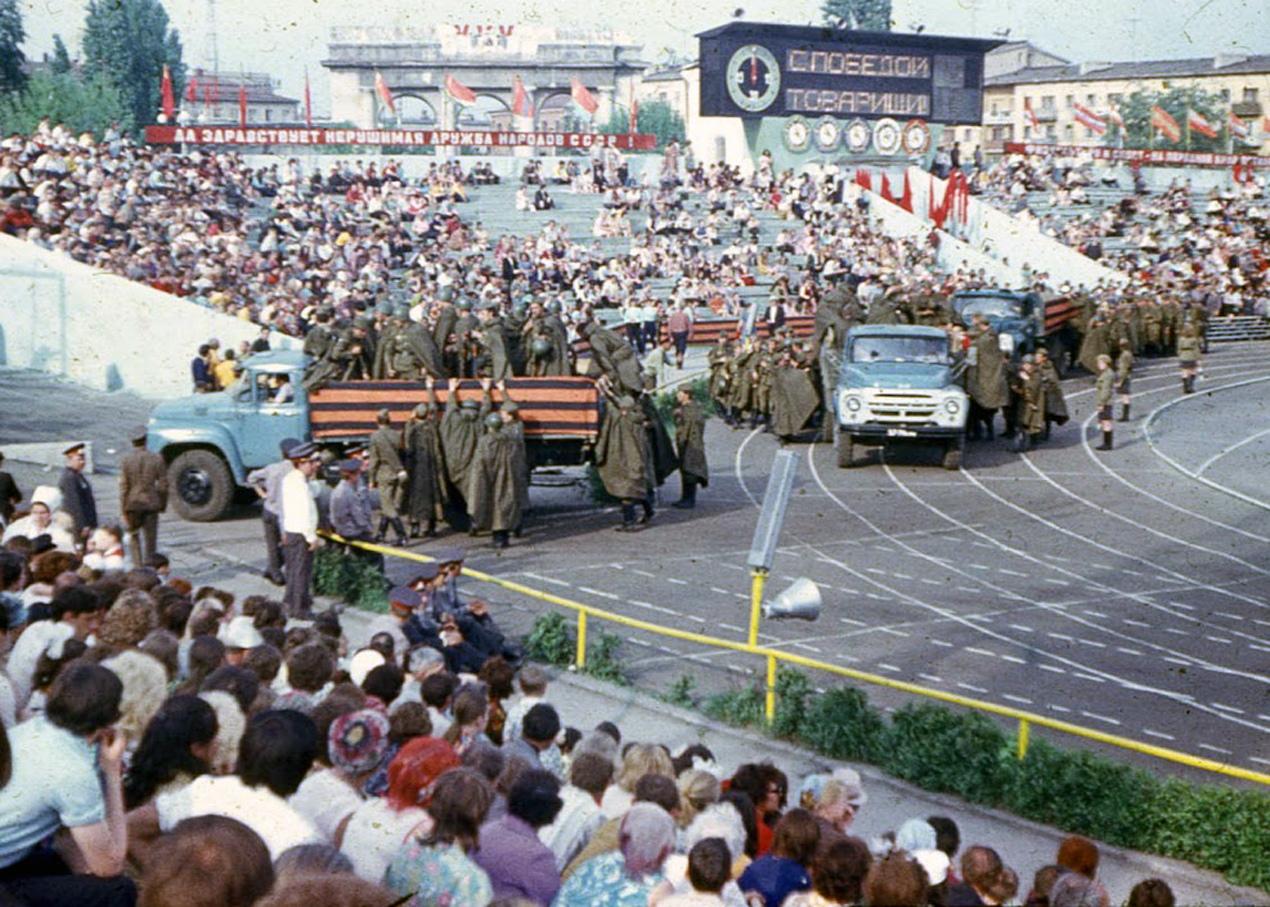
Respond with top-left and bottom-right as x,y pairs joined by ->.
656,315 -> 816,345
1043,295 -> 1082,335
309,377 -> 601,440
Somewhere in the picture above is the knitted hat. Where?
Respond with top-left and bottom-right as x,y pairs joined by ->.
329,709 -> 390,775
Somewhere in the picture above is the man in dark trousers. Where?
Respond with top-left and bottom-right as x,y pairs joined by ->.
246,438 -> 300,586
280,441 -> 321,619
58,442 -> 96,545
0,450 -> 21,526
118,426 -> 168,568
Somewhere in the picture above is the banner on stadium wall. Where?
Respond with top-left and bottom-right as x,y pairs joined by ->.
145,126 -> 657,150
1003,142 -> 1269,169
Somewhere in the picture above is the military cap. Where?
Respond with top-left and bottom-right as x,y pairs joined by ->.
388,584 -> 422,612
337,459 -> 360,473
279,437 -> 303,457
290,441 -> 318,459
63,442 -> 86,456
410,562 -> 440,583
129,424 -> 149,443
431,546 -> 466,564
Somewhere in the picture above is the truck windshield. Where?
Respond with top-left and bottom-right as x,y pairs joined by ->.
958,296 -> 1024,320
850,336 -> 949,364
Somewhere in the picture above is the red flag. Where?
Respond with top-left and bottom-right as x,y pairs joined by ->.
629,98 -> 638,135
444,73 -> 475,106
1024,98 -> 1040,132
1186,108 -> 1217,139
1263,115 -> 1270,134
238,82 -> 247,128
571,78 -> 598,115
511,75 -> 533,118
304,72 -> 313,128
186,73 -> 198,104
1152,105 -> 1180,142
1073,102 -> 1106,135
899,170 -> 913,213
160,64 -> 175,120
376,71 -> 397,114
1229,111 -> 1249,141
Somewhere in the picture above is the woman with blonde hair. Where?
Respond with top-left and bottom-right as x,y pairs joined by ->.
676,768 -> 721,830
601,743 -> 674,818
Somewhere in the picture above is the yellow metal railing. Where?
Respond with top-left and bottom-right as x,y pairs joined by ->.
323,533 -> 1270,787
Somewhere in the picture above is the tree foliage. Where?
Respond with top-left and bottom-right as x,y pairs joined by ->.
0,70 -> 133,136
50,34 -> 73,75
82,0 -> 183,128
596,99 -> 686,149
1108,86 -> 1229,152
821,0 -> 892,31
0,0 -> 26,94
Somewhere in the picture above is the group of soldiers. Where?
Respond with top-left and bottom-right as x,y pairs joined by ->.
327,377 -> 529,549
302,289 -> 573,391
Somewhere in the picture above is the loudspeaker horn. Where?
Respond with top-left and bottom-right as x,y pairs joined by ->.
763,577 -> 821,621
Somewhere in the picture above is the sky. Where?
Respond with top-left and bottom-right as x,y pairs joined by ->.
17,0 -> 1270,116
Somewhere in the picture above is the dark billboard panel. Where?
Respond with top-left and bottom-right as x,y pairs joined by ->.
698,23 -> 997,125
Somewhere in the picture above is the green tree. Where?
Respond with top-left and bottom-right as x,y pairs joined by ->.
1109,86 -> 1227,152
50,34 -> 72,75
0,0 -> 26,93
82,0 -> 183,128
0,70 -> 133,136
598,99 -> 686,149
821,0 -> 892,31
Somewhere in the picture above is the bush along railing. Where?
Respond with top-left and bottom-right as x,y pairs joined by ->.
312,545 -> 389,613
680,666 -> 1270,892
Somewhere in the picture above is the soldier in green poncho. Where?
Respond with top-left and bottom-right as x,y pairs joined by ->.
672,387 -> 708,509
595,394 -> 655,532
404,378 -> 447,538
466,384 -> 524,549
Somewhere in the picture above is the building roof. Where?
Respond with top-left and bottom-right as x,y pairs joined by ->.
695,21 -> 1002,54
986,53 -> 1270,87
185,71 -> 298,105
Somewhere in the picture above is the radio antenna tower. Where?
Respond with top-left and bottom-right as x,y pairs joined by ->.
206,0 -> 219,74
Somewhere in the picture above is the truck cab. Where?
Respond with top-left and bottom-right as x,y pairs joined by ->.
952,289 -> 1043,360
833,325 -> 967,470
147,350 -> 310,521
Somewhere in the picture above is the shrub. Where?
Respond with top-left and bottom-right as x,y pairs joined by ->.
525,613 -> 576,665
801,686 -> 887,763
771,666 -> 814,740
704,684 -> 765,728
661,674 -> 697,708
584,632 -> 627,685
312,545 -> 388,613
880,702 -> 1016,806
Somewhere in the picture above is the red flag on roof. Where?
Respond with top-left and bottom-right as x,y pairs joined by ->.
238,82 -> 247,127
1186,107 -> 1217,139
304,71 -> 313,128
630,98 -> 638,134
1073,102 -> 1106,135
445,73 -> 475,106
1152,105 -> 1180,142
160,64 -> 175,120
512,75 -> 533,118
186,73 -> 198,104
376,71 -> 397,114
571,77 -> 598,115
1229,111 -> 1249,141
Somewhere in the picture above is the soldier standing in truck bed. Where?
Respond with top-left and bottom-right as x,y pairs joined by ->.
368,408 -> 408,547
404,378 -> 447,539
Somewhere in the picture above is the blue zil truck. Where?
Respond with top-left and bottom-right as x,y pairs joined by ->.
951,289 -> 1081,375
832,325 -> 969,470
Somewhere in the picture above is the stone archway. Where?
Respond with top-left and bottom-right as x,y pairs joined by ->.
394,94 -> 439,126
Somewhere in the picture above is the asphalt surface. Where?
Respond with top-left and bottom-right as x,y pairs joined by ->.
4,345 -> 1270,903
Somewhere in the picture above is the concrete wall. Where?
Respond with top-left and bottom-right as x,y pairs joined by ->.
0,235 -> 295,400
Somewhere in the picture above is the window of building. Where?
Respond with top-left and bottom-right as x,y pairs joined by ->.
1041,95 -> 1055,110
249,108 -> 260,123
1064,123 -> 1074,138
265,108 -> 273,122
1245,87 -> 1259,102
1023,95 -> 1032,110
1218,89 -> 1230,101
1108,93 -> 1122,104
1065,94 -> 1074,108
1047,124 -> 1056,138
1086,93 -> 1096,105
991,101 -> 999,115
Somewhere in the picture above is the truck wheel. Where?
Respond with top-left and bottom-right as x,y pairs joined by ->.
942,438 -> 963,471
169,450 -> 233,522
836,432 -> 858,468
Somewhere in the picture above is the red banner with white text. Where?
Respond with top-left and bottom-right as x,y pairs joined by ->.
1003,142 -> 1268,169
145,126 -> 658,150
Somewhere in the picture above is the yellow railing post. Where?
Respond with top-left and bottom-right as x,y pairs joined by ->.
748,569 -> 767,647
576,611 -> 587,669
765,654 -> 777,724
1018,718 -> 1030,760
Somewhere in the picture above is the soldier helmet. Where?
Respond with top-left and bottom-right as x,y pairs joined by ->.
530,337 -> 552,359
377,408 -> 392,424
501,400 -> 520,414
437,286 -> 455,302
484,412 -> 504,430
460,398 -> 480,411
1020,354 -> 1035,364
617,395 -> 636,410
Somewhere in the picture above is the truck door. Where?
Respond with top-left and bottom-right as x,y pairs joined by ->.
236,368 -> 308,469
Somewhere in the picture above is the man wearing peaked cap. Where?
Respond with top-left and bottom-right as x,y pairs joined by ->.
58,441 -> 96,543
330,458 -> 383,572
280,439 -> 322,619
119,424 -> 168,568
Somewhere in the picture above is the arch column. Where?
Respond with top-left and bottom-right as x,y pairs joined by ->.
597,87 -> 616,127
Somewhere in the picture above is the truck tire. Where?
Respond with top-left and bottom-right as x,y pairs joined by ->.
169,450 -> 234,522
836,431 -> 858,468
942,437 -> 963,471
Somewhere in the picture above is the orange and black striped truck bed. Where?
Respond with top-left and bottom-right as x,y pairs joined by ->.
656,315 -> 817,345
310,377 -> 601,442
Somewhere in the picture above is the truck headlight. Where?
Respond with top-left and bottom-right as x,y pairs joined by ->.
998,334 -> 1015,355
944,397 -> 961,414
843,395 -> 862,413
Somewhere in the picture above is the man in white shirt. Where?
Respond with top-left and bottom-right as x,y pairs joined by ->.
280,442 -> 320,619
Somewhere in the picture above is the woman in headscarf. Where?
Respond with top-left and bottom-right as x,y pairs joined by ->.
552,802 -> 677,907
